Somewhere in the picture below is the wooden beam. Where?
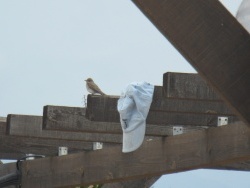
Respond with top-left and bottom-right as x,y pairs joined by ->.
0,161 -> 158,188
85,94 -> 238,126
0,152 -> 24,161
0,122 -> 94,160
86,85 -> 234,114
163,72 -> 221,100
44,105 -> 209,136
131,0 -> 250,125
7,114 -> 123,143
20,122 -> 250,187
214,161 -> 250,172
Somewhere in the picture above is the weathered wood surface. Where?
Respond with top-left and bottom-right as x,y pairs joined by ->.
85,93 -> 238,126
21,122 -> 250,187
132,0 -> 250,125
0,153 -> 24,161
44,105 -> 210,135
87,85 -> 234,114
0,122 -> 94,160
0,163 -> 17,188
163,72 -> 221,100
7,114 -> 123,143
215,161 -> 250,172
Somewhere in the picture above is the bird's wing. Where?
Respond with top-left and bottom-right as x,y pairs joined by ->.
89,82 -> 104,93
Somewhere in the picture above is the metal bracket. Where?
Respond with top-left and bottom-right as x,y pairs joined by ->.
58,147 -> 68,156
93,142 -> 103,150
173,126 -> 183,136
217,117 -> 228,126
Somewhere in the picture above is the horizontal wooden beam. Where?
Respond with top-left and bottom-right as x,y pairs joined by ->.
0,160 -> 158,188
131,0 -> 250,124
85,93 -> 238,126
44,105 -> 209,135
163,72 -> 221,100
7,115 -> 123,143
0,152 -> 24,161
0,122 -> 94,160
20,122 -> 250,187
44,105 -> 168,135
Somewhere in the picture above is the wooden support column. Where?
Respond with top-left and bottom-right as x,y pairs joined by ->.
20,122 -> 250,187
131,0 -> 250,124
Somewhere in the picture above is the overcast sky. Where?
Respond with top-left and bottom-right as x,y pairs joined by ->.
0,0 -> 248,187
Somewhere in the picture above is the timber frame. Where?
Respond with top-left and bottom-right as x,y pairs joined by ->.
1,0 -> 250,187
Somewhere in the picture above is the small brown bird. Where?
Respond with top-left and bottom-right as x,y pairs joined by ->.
85,78 -> 106,95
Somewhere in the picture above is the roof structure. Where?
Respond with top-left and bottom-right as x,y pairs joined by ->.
0,0 -> 250,187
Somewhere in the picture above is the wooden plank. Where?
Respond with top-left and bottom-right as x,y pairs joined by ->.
131,0 -> 250,124
85,94 -> 238,126
0,152 -> 24,160
147,111 -> 237,126
20,122 -> 250,187
0,162 -> 158,188
7,115 -> 123,143
44,105 -> 187,136
163,72 -> 221,100
87,86 -> 234,116
44,105 -> 210,135
0,122 -> 94,160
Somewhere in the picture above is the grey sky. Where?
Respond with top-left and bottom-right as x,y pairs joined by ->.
0,0 -> 247,187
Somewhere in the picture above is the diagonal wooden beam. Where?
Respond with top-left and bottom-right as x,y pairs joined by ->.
20,122 -> 250,187
131,0 -> 250,124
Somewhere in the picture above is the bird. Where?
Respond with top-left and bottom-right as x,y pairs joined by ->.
85,78 -> 106,95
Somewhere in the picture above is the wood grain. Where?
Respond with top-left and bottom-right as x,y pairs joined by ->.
45,105 -> 206,136
21,122 -> 250,187
0,122 -> 94,160
85,93 -> 238,126
131,0 -> 250,124
163,72 -> 220,100
7,114 -> 123,143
